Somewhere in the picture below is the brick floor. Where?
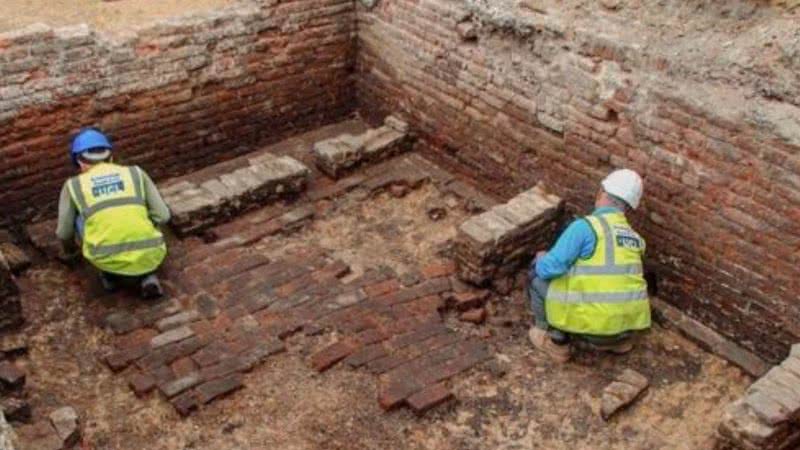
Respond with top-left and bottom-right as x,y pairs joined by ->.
89,146 -> 497,417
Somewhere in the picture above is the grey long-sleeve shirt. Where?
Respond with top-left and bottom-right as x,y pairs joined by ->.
56,166 -> 171,242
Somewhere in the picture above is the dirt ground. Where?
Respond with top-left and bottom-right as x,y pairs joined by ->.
0,0 -> 236,34
11,178 -> 751,450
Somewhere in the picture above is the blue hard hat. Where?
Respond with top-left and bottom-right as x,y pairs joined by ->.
70,128 -> 112,166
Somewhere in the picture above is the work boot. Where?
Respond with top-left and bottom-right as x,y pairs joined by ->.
588,340 -> 634,355
99,272 -> 117,293
140,274 -> 164,299
528,327 -> 571,363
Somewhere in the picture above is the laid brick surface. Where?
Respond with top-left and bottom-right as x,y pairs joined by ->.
93,164 -> 492,416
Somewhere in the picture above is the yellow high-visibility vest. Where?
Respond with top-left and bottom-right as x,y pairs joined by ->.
67,163 -> 167,276
545,212 -> 650,335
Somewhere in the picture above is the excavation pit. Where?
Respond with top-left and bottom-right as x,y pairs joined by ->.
8,121 -> 752,449
1,0 -> 799,448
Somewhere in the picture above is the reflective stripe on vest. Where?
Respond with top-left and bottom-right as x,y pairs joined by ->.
544,212 -> 650,335
88,237 -> 165,258
545,289 -> 648,304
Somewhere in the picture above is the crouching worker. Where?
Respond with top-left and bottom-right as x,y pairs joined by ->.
56,128 -> 170,299
528,169 -> 650,363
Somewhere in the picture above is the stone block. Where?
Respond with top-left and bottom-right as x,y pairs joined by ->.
49,406 -> 79,448
600,369 -> 649,420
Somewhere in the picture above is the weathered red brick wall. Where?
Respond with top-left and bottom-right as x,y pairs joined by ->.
356,0 -> 800,362
0,0 -> 356,222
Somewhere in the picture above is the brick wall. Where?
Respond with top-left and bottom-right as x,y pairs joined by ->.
0,0 -> 356,222
356,0 -> 800,362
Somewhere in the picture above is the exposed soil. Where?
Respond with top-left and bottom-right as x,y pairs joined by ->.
11,177 -> 750,449
0,0 -> 236,34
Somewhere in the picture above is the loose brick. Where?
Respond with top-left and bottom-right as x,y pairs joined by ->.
406,383 -> 454,415
196,373 -> 244,404
310,341 -> 357,372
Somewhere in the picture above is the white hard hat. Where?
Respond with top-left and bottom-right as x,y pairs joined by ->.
601,169 -> 643,209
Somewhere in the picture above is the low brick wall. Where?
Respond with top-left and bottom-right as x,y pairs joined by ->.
454,184 -> 563,287
356,0 -> 800,363
0,0 -> 356,223
163,152 -> 310,236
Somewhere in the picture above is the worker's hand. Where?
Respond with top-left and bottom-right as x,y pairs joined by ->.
536,250 -> 547,260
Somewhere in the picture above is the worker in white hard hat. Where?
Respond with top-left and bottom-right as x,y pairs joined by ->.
527,169 -> 650,363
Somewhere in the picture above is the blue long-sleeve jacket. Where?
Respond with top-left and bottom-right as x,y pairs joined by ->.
531,206 -> 622,280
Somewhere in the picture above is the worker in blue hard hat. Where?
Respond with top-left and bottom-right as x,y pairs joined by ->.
56,127 -> 171,298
